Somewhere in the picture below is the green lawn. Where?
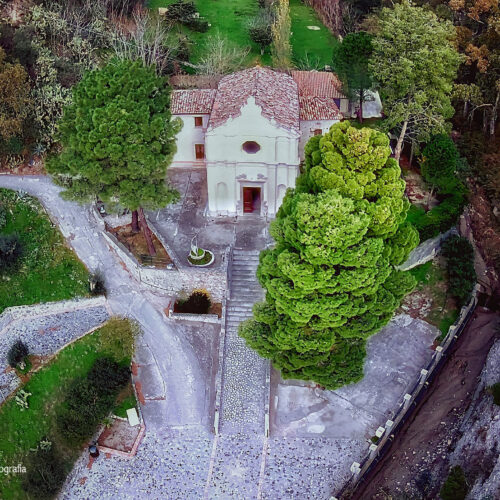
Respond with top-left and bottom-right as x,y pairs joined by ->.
113,385 -> 138,418
0,320 -> 135,499
148,0 -> 336,66
0,189 -> 89,313
289,0 -> 336,66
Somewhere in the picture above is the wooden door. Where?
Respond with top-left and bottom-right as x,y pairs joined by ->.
195,144 -> 205,159
243,188 -> 253,213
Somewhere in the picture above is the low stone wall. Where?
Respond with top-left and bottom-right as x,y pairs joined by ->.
169,312 -> 221,324
398,228 -> 456,271
0,296 -> 107,330
0,296 -> 109,404
102,212 -> 132,229
335,283 -> 481,499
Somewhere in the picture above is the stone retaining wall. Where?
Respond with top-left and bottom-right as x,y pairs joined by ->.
0,296 -> 107,329
398,228 -> 457,271
168,311 -> 221,324
335,283 -> 481,499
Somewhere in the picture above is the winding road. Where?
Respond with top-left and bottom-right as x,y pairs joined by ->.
0,175 -> 206,428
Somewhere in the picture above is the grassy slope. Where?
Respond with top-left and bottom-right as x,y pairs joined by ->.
409,260 -> 459,337
0,189 -> 89,313
0,322 -> 135,499
148,0 -> 335,66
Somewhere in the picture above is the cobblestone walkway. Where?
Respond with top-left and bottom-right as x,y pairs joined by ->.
220,249 -> 267,434
63,427 -> 213,499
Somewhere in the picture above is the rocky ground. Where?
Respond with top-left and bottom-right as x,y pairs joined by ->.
450,338 -> 500,499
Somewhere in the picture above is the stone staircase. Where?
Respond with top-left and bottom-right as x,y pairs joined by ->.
220,248 -> 267,433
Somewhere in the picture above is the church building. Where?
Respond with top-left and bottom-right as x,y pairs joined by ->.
170,67 -> 380,217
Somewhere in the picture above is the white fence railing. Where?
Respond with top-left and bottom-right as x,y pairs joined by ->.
334,283 -> 481,499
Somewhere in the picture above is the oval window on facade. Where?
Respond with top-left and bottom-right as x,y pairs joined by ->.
242,141 -> 261,154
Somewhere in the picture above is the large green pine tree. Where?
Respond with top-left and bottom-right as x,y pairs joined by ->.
240,122 -> 419,389
47,58 -> 180,253
331,31 -> 374,123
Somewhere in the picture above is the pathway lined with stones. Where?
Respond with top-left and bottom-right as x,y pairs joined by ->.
206,249 -> 269,498
220,248 -> 267,434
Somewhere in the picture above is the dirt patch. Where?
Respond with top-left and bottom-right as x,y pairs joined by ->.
209,302 -> 223,318
108,224 -> 172,268
352,309 -> 500,500
16,355 -> 46,384
134,381 -> 146,405
98,418 -> 141,454
404,169 -> 439,208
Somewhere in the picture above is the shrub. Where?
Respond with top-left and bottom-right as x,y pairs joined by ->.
87,357 -> 130,395
57,357 -> 130,443
0,136 -> 24,156
165,1 -> 197,24
440,465 -> 468,500
185,18 -> 210,32
421,134 -> 459,194
411,193 -> 466,241
0,233 -> 23,270
176,289 -> 211,314
7,339 -> 29,368
0,205 -> 6,230
15,389 -> 31,410
442,235 -> 476,305
89,271 -> 106,296
488,382 -> 500,406
97,318 -> 139,364
12,26 -> 39,69
22,446 -> 66,499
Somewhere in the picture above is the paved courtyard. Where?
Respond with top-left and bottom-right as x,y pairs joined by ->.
151,168 -> 270,268
271,314 -> 438,439
0,175 -> 440,499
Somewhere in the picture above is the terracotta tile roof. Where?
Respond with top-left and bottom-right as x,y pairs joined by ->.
299,96 -> 343,121
208,67 -> 300,132
291,70 -> 347,99
171,89 -> 216,114
169,74 -> 221,89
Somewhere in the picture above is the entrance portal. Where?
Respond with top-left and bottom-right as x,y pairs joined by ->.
243,187 -> 261,214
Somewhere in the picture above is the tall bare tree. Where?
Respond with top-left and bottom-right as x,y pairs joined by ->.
113,12 -> 178,75
197,33 -> 250,77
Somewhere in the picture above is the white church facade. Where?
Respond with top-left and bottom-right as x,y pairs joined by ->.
170,67 -> 381,217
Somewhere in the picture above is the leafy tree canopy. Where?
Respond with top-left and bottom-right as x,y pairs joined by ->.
47,58 -> 180,211
370,1 -> 462,158
0,47 -> 32,141
421,134 -> 460,193
240,122 -> 418,389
